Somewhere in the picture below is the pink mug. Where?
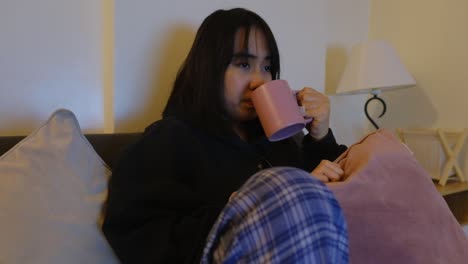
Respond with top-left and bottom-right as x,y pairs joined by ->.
252,80 -> 312,141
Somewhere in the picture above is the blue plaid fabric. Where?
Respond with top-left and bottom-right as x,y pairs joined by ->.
201,167 -> 348,264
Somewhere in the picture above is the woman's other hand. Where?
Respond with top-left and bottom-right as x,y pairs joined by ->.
296,87 -> 330,140
310,160 -> 344,183
229,192 -> 237,202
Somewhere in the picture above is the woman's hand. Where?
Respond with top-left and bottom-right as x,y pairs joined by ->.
296,87 -> 331,140
310,160 -> 344,183
229,192 -> 237,202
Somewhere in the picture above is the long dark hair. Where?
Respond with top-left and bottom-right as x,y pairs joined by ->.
162,8 -> 280,135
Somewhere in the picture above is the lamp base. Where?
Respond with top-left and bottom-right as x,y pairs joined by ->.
364,94 -> 387,129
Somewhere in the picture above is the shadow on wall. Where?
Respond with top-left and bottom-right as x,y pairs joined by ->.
368,85 -> 437,130
324,45 -> 347,95
115,24 -> 196,132
0,112 -> 44,136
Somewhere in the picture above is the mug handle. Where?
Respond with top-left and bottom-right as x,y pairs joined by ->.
304,116 -> 313,124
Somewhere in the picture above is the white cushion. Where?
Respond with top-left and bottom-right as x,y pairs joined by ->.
0,109 -> 118,263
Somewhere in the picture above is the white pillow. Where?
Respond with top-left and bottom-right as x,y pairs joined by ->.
0,109 -> 118,264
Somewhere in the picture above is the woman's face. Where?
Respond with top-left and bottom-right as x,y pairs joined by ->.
224,27 -> 272,122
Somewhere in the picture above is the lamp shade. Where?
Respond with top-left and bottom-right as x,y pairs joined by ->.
336,40 -> 416,95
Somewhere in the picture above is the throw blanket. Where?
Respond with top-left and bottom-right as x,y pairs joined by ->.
327,129 -> 468,264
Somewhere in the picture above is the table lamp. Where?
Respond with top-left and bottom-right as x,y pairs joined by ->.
336,40 -> 416,129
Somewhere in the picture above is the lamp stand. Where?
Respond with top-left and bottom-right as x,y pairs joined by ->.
364,94 -> 387,129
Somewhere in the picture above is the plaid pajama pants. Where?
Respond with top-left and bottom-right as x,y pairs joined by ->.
201,167 -> 348,264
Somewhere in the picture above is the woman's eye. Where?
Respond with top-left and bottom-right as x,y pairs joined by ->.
237,62 -> 250,69
264,65 -> 272,72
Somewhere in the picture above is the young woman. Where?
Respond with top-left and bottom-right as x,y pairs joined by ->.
103,8 -> 348,263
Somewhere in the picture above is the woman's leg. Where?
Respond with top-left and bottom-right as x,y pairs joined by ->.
201,167 -> 348,264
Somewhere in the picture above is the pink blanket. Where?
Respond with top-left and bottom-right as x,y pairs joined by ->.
327,129 -> 468,263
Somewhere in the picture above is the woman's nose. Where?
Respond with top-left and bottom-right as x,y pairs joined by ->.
248,72 -> 268,91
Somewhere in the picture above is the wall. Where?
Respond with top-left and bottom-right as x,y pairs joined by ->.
0,0 -> 371,146
0,0 -> 106,135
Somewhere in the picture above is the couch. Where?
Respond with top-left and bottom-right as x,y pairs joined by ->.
1,109 -> 468,264
0,133 -> 141,170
